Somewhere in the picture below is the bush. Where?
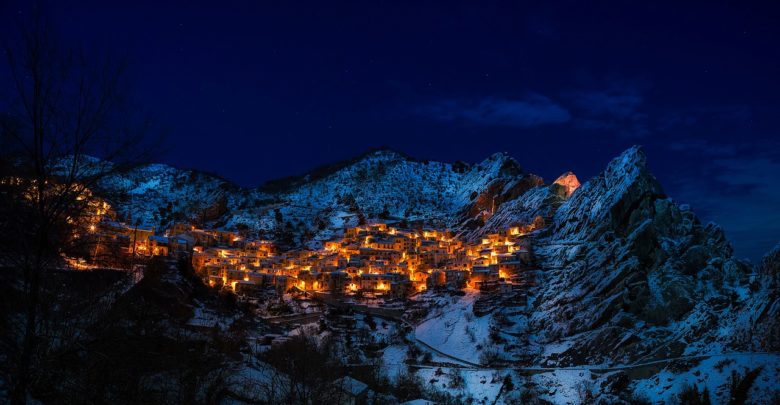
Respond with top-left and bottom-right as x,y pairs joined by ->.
479,348 -> 501,366
630,391 -> 652,405
217,289 -> 238,311
393,372 -> 425,401
448,369 -> 465,389
489,326 -> 506,344
714,358 -> 735,372
575,380 -> 594,403
364,314 -> 377,330
728,367 -> 763,405
678,383 -> 711,405
502,374 -> 514,392
143,256 -> 167,283
261,330 -> 344,403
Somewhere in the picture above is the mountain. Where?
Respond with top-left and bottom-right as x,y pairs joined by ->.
531,146 -> 758,360
90,145 -> 780,402
96,148 -> 543,245
97,145 -> 780,354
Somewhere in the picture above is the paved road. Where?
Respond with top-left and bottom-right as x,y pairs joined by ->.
263,311 -> 322,325
318,297 -> 780,376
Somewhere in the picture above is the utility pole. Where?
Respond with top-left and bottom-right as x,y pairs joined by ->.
130,220 -> 139,280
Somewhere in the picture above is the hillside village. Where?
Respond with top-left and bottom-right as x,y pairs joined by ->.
5,146 -> 780,404
84,212 -> 545,303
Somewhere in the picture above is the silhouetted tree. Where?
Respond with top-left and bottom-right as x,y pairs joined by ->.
0,11 -> 156,403
260,328 -> 346,404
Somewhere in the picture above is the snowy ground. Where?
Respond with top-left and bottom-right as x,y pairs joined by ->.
381,344 -> 407,380
414,291 -> 492,365
530,369 -> 597,404
632,353 -> 780,404
415,367 -> 506,404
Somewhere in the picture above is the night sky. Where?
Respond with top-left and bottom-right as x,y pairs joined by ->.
2,1 -> 779,262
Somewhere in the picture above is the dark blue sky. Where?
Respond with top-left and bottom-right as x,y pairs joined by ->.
2,1 -> 779,262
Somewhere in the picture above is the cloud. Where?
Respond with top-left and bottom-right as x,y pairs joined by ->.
667,155 -> 780,262
568,90 -> 643,118
657,105 -> 752,133
668,139 -> 738,157
564,88 -> 650,138
417,94 -> 571,128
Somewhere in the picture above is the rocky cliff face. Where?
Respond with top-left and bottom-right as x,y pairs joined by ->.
96,146 -> 778,357
526,146 -> 764,366
88,145 -> 780,402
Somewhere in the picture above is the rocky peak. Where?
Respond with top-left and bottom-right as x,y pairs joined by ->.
476,152 -> 524,177
603,145 -> 648,186
524,146 -> 768,369
760,242 -> 780,285
551,171 -> 580,198
357,147 -> 409,163
553,146 -> 664,241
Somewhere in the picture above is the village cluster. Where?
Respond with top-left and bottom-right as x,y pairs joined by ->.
88,214 -> 543,299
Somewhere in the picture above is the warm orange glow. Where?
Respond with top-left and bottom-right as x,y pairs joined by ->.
74,212 -> 544,298
553,172 -> 581,197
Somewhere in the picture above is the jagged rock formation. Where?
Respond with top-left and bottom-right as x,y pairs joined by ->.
759,242 -> 780,284
84,145 -> 780,402
735,242 -> 780,352
550,171 -> 580,198
529,147 -> 762,366
94,146 -> 779,361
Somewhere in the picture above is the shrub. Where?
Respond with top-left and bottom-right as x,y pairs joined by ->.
630,391 -> 652,405
489,326 -> 505,344
479,348 -> 501,366
364,314 -> 377,330
448,369 -> 465,389
502,374 -> 514,392
678,383 -> 711,405
728,367 -> 763,405
393,372 -> 425,401
714,358 -> 735,372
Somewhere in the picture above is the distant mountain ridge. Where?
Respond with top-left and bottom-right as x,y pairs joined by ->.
94,147 -> 550,245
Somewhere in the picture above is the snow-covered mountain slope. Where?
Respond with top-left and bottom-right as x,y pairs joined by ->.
95,145 -> 780,362
90,145 -> 780,402
527,146 -> 761,365
401,146 -> 779,402
96,148 -> 543,245
96,163 -> 271,230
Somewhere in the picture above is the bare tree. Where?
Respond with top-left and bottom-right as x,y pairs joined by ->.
0,10 -> 158,404
260,328 -> 346,404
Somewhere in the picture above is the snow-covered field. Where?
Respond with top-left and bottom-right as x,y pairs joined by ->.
632,353 -> 780,404
415,291 -> 492,365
